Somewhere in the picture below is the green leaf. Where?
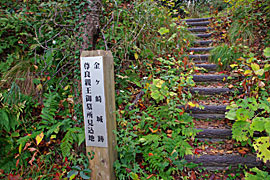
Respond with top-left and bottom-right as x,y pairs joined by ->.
151,90 -> 163,102
0,109 -> 10,131
232,121 -> 250,142
251,63 -> 260,72
236,108 -> 254,121
225,110 -> 236,120
263,47 -> 270,57
61,131 -> 73,157
67,170 -> 78,179
153,79 -> 165,88
130,172 -> 139,180
265,121 -> 270,135
251,117 -> 265,132
158,27 -> 170,35
80,171 -> 91,180
253,137 -> 270,163
254,69 -> 264,76
78,131 -> 85,146
245,167 -> 270,179
11,132 -> 20,137
72,165 -> 81,171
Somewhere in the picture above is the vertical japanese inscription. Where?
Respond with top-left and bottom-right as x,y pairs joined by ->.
81,56 -> 108,147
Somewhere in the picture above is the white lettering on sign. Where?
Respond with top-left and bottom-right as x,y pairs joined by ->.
80,56 -> 108,147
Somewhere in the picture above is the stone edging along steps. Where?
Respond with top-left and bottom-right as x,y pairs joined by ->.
180,17 -> 265,170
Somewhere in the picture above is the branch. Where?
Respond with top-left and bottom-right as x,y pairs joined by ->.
129,91 -> 145,110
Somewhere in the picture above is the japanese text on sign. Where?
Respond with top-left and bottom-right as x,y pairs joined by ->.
80,56 -> 108,147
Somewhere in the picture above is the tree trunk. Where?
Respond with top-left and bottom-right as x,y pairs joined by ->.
74,0 -> 102,106
79,0 -> 101,52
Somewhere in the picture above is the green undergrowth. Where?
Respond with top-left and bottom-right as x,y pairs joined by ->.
2,0 -> 269,179
211,0 -> 270,178
0,0 -> 203,179
0,0 -> 95,179
100,1 -> 205,179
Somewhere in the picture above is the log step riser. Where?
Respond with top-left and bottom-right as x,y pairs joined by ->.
194,40 -> 213,45
195,64 -> 217,71
188,27 -> 212,32
189,55 -> 210,61
187,21 -> 210,26
182,18 -> 212,22
195,129 -> 262,139
179,105 -> 227,114
189,88 -> 234,95
188,47 -> 214,52
196,128 -> 232,139
193,33 -> 212,38
185,155 -> 263,168
188,105 -> 227,114
193,75 -> 228,82
192,114 -> 226,120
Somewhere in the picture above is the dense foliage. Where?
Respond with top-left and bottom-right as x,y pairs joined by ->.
0,0 -> 200,179
101,1 -> 203,179
0,0 -> 92,179
1,0 -> 270,179
209,0 -> 270,178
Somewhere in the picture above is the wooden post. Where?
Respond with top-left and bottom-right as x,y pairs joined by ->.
80,50 -> 117,180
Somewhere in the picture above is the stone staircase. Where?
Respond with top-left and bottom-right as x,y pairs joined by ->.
182,17 -> 263,170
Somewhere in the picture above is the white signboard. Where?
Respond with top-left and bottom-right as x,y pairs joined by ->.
80,56 -> 108,147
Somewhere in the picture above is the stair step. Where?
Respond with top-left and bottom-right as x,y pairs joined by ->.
195,64 -> 217,71
189,87 -> 234,95
188,27 -> 212,32
192,74 -> 228,82
187,21 -> 210,26
182,17 -> 212,22
196,128 -> 262,139
196,138 -> 229,143
193,33 -> 212,38
188,47 -> 214,52
192,114 -> 226,120
189,54 -> 209,61
185,154 -> 262,169
188,105 -> 227,114
194,40 -> 213,45
196,128 -> 232,139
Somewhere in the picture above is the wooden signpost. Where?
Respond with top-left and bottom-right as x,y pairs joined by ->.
80,50 -> 117,180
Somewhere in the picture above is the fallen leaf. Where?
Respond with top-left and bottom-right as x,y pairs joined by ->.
29,152 -> 38,165
36,84 -> 43,91
16,159 -> 19,168
167,130 -> 172,134
23,142 -> 32,151
238,149 -> 247,156
258,81 -> 265,88
230,64 -> 238,68
149,127 -> 158,133
194,148 -> 202,155
28,147 -> 37,152
188,102 -> 196,107
36,132 -> 44,145
134,53 -> 139,60
146,174 -> 154,179
8,174 -> 22,180
191,171 -> 196,180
